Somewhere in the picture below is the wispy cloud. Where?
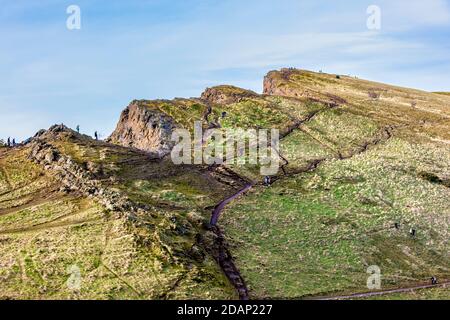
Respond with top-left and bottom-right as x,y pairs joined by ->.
381,0 -> 450,29
0,0 -> 449,141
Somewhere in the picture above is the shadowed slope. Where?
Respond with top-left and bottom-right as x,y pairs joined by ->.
0,126 -> 243,299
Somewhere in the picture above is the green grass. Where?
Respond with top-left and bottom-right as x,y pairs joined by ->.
220,99 -> 292,129
0,139 -> 237,300
140,99 -> 208,131
221,137 -> 450,299
1,69 -> 449,300
0,148 -> 44,189
362,286 -> 450,300
210,96 -> 324,132
281,129 -> 334,170
302,107 -> 379,152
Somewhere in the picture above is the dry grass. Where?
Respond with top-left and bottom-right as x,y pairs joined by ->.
220,69 -> 450,299
1,69 -> 449,300
0,137 -> 237,300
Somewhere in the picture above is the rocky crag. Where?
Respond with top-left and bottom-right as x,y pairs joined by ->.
1,69 -> 449,300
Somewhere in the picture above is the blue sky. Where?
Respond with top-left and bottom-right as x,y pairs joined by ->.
1,0 -> 450,141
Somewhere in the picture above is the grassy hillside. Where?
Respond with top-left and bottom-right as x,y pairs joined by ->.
0,130 -> 238,300
1,69 -> 448,300
221,69 -> 450,299
222,138 -> 449,298
364,286 -> 450,300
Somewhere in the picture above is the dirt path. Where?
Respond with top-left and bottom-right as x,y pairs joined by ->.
298,127 -> 340,155
262,121 -> 446,301
0,217 -> 100,235
208,108 -> 396,300
206,100 -> 342,300
206,184 -> 253,300
205,225 -> 250,300
0,191 -> 62,217
210,184 -> 253,227
313,281 -> 450,300
101,263 -> 143,298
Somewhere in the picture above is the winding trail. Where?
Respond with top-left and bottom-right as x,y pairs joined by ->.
312,281 -> 450,300
205,100 -> 341,300
0,216 -> 100,235
206,113 -> 398,300
0,191 -> 61,217
207,184 -> 253,300
210,184 -> 253,227
209,225 -> 251,300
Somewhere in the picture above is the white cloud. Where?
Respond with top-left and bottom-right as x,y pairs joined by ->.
381,0 -> 450,29
199,31 -> 424,72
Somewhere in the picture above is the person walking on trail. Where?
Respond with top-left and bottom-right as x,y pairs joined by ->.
431,276 -> 438,285
12,138 -> 16,146
76,125 -> 80,133
94,131 -> 98,140
7,137 -> 11,147
264,176 -> 271,186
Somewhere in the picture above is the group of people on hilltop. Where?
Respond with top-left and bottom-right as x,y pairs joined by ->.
76,125 -> 98,140
3,125 -> 100,148
2,137 -> 17,147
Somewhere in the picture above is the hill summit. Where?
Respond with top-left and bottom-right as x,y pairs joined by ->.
0,69 -> 449,300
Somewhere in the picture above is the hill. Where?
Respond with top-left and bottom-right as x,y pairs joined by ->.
434,92 -> 450,97
0,69 -> 449,300
0,126 -> 240,299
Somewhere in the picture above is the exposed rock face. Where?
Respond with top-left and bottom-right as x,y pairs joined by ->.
108,101 -> 177,157
201,85 -> 258,105
263,68 -> 305,97
107,69 -> 348,157
263,70 -> 281,96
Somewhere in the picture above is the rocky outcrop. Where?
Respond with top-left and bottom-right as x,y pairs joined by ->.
263,68 -> 298,96
201,85 -> 258,105
263,68 -> 321,100
27,126 -> 147,219
108,101 -> 177,157
108,87 -> 259,156
264,69 -> 347,105
109,69 -> 347,157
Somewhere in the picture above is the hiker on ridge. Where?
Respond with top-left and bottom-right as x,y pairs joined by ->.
94,131 -> 98,140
